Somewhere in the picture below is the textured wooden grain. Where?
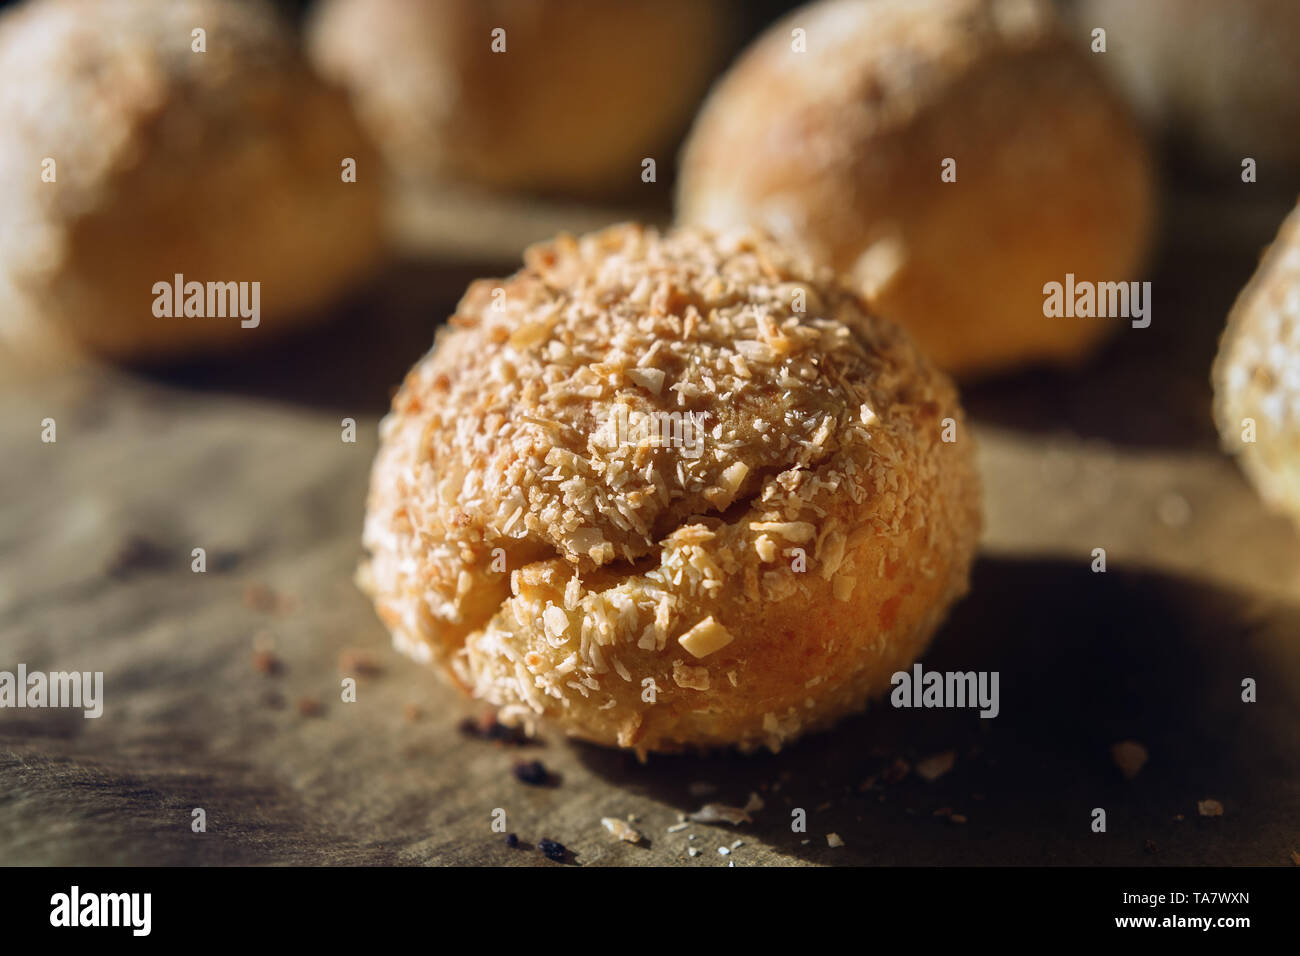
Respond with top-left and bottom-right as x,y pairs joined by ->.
1,188 -> 1297,867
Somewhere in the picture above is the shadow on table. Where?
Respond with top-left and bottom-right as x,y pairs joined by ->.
574,555 -> 1300,866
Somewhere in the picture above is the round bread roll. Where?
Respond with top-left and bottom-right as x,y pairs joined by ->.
1214,202 -> 1300,527
0,0 -> 385,360
676,0 -> 1155,377
360,224 -> 981,754
1076,0 -> 1300,173
307,0 -> 729,196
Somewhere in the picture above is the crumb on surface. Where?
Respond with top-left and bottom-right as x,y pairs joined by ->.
338,648 -> 382,676
915,750 -> 956,782
689,792 -> 764,825
882,757 -> 911,784
106,535 -> 169,578
244,583 -> 296,615
600,817 -> 643,844
1110,740 -> 1149,780
252,649 -> 281,676
512,759 -> 553,786
458,712 -> 530,745
538,838 -> 566,862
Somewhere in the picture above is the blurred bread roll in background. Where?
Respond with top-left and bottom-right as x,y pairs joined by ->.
307,0 -> 731,197
0,0 -> 385,361
677,0 -> 1154,377
1075,0 -> 1300,175
1214,202 -> 1300,529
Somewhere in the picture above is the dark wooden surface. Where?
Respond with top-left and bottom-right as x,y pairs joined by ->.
2,185 -> 1298,866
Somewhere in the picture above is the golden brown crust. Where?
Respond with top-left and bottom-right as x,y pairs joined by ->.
1213,201 -> 1300,526
361,224 -> 981,753
307,0 -> 730,196
0,0 -> 385,360
676,0 -> 1154,377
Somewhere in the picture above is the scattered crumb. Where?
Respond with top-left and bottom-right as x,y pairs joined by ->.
933,807 -> 953,818
106,535 -> 169,578
1157,492 -> 1191,527
295,696 -> 321,717
243,584 -> 273,612
717,846 -> 730,856
688,847 -> 700,857
512,760 -> 553,787
666,822 -> 690,833
826,833 -> 844,848
538,839 -> 566,862
1110,740 -> 1149,780
689,792 -> 764,825
402,703 -> 422,722
1174,813 -> 1185,822
244,583 -> 295,614
601,817 -> 643,844
1197,798 -> 1224,818
731,839 -> 744,849
458,712 -> 530,745
338,648 -> 382,677
251,649 -> 281,676
882,757 -> 910,784
949,813 -> 968,825
916,751 -> 956,782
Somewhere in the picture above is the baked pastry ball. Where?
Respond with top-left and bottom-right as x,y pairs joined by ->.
676,0 -> 1155,377
307,0 -> 729,196
1077,0 -> 1300,172
1214,202 -> 1300,528
360,224 -> 981,754
0,0 -> 384,360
